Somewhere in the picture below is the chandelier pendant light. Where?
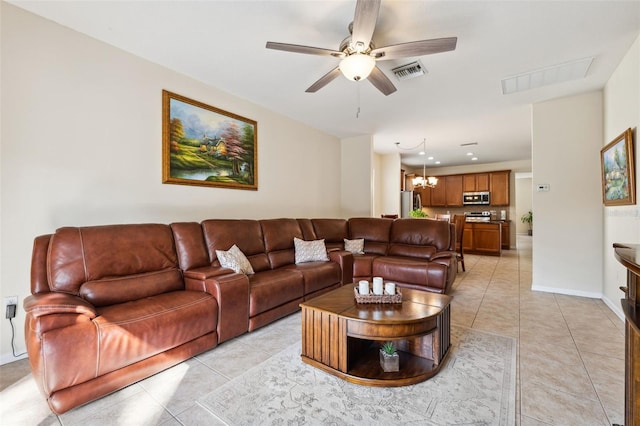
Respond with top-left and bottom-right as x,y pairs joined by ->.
411,138 -> 438,189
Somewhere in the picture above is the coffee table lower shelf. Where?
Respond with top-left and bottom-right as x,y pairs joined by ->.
301,341 -> 446,387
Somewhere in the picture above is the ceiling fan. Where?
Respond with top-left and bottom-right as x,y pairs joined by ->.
265,0 -> 457,96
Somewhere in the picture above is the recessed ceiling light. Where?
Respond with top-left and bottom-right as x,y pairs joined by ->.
466,152 -> 474,156
428,156 -> 434,160
501,56 -> 594,95
419,151 -> 425,155
471,157 -> 478,161
435,161 -> 441,165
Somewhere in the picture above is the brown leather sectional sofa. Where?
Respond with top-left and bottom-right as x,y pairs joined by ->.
24,217 -> 456,414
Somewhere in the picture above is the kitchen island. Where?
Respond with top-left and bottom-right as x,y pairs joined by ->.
462,221 -> 503,256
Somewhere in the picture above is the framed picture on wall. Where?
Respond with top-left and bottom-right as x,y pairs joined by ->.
600,127 -> 635,206
162,90 -> 258,190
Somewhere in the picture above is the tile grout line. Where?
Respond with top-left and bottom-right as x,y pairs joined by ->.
554,294 -> 612,424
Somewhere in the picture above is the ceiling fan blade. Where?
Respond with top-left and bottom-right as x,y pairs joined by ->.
370,37 -> 457,61
368,66 -> 397,96
306,67 -> 342,93
351,0 -> 381,51
266,42 -> 345,58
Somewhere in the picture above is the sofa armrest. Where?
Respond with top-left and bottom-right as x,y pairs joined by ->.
24,293 -> 97,319
431,250 -> 456,262
328,250 -> 354,285
183,265 -> 233,282
184,271 -> 250,343
24,293 -> 97,338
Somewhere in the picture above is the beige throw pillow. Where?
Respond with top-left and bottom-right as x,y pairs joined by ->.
294,237 -> 329,264
344,238 -> 365,254
216,244 -> 255,275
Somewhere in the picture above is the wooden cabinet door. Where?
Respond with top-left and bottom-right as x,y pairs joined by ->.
462,226 -> 474,251
419,186 -> 432,207
462,173 -> 490,192
501,222 -> 510,249
490,171 -> 510,206
473,223 -> 502,254
476,173 -> 490,191
430,179 -> 446,206
445,175 -> 463,206
462,175 -> 476,192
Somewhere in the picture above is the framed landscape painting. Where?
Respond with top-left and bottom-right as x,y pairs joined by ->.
162,90 -> 258,190
600,128 -> 635,206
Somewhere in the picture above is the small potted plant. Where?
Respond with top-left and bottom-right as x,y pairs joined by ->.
521,210 -> 533,236
409,209 -> 428,218
379,341 -> 399,372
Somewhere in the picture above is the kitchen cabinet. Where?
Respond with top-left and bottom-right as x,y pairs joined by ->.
501,221 -> 510,249
445,175 -> 463,207
462,226 -> 474,252
430,179 -> 447,206
462,173 -> 489,192
490,171 -> 510,206
409,169 -> 510,208
463,222 -> 502,256
418,186 -> 432,207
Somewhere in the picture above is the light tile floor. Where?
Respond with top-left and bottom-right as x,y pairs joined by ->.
0,236 -> 625,425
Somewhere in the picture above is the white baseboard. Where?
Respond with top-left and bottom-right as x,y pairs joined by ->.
531,285 -> 626,323
601,295 -> 625,322
1,351 -> 28,366
530,285 -> 603,299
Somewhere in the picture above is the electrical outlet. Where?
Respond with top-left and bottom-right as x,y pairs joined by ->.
4,296 -> 18,319
4,296 -> 17,307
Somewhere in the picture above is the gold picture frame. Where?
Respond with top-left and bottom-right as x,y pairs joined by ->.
162,90 -> 258,190
600,128 -> 635,206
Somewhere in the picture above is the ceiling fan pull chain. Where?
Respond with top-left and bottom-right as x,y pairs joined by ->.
356,83 -> 361,119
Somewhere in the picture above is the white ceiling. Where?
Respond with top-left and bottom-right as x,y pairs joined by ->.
11,0 -> 640,168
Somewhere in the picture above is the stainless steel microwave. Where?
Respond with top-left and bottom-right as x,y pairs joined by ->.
463,191 -> 490,205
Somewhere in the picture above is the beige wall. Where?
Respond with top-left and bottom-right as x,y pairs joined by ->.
531,91 -> 604,297
602,34 -> 640,316
0,4 -> 344,363
373,152 -> 402,218
341,135 -> 373,218
515,174 -> 533,234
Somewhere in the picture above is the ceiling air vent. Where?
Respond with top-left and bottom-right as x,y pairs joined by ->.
391,61 -> 427,81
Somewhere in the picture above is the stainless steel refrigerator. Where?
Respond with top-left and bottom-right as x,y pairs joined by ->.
400,191 -> 421,218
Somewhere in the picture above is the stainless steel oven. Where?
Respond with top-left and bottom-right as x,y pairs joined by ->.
462,191 -> 490,205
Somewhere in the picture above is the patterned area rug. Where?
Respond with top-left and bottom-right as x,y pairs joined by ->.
199,326 -> 516,425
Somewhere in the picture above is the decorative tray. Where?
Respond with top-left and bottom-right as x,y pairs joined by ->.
354,287 -> 402,304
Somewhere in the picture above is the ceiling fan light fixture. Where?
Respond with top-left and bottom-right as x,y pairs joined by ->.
339,53 -> 376,81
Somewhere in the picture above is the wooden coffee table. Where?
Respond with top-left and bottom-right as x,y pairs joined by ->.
300,283 -> 452,387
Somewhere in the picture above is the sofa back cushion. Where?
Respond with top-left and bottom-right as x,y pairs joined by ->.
387,218 -> 451,259
47,224 -> 183,305
296,219 -> 316,241
260,218 -> 303,269
201,219 -> 270,272
311,219 -> 349,251
170,222 -> 209,271
348,218 -> 392,255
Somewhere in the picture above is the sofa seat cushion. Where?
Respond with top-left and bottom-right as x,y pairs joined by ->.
94,290 -> 217,376
248,270 -> 304,317
372,256 -> 447,291
353,253 -> 379,279
285,262 -> 341,294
